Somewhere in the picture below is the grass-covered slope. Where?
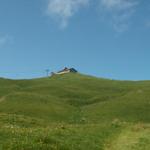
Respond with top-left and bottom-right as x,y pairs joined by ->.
0,73 -> 150,150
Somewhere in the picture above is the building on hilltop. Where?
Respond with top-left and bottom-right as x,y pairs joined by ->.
51,67 -> 78,76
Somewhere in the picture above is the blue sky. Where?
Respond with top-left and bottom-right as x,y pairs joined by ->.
0,0 -> 150,80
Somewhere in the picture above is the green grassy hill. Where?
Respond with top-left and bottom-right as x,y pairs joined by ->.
0,73 -> 150,150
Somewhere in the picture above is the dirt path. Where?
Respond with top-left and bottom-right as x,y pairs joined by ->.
0,96 -> 6,102
105,124 -> 150,150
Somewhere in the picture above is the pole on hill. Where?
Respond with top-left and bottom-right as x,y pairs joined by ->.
45,69 -> 50,77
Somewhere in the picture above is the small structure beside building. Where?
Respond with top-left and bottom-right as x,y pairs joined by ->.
51,67 -> 78,76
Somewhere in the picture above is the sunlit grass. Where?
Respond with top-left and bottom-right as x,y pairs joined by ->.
0,73 -> 150,149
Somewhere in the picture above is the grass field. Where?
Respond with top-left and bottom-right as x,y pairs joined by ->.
0,73 -> 150,150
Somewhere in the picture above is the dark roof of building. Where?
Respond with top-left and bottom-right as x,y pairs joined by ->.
70,68 -> 78,73
57,67 -> 78,73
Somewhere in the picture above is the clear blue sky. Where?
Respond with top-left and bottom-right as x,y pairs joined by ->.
0,0 -> 150,80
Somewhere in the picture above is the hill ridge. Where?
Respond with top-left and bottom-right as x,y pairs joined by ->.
0,73 -> 150,150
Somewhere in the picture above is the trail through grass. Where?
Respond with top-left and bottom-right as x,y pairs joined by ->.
0,96 -> 6,103
105,124 -> 150,150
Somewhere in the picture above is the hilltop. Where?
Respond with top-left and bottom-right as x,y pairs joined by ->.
0,73 -> 150,150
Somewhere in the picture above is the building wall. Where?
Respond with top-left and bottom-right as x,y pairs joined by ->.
55,70 -> 70,75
